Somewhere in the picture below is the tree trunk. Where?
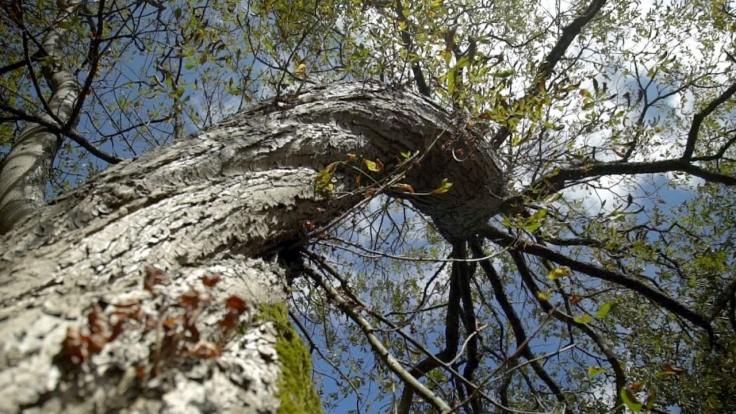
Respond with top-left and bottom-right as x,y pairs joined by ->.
0,1 -> 83,234
0,83 -> 505,413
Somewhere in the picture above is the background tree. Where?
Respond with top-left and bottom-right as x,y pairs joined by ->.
1,0 -> 736,413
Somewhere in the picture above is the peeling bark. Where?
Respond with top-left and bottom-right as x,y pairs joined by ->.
0,83 -> 506,413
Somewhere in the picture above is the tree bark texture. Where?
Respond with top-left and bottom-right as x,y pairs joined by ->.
0,83 -> 505,413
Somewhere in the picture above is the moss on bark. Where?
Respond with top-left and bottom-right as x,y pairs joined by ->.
259,303 -> 324,414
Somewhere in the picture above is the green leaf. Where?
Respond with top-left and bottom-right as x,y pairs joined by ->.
430,178 -> 453,195
548,267 -> 570,280
454,56 -> 471,69
594,302 -> 616,318
522,222 -> 542,232
315,162 -> 337,193
645,388 -> 657,411
447,70 -> 456,96
620,388 -> 643,412
493,69 -> 515,78
573,314 -> 592,324
708,395 -> 724,409
363,159 -> 381,172
587,366 -> 606,377
654,370 -> 675,380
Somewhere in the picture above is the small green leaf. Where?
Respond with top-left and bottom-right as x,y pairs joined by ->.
594,302 -> 616,318
573,314 -> 592,324
708,395 -> 724,409
454,56 -> 471,69
654,370 -> 675,380
548,267 -> 570,280
620,388 -> 643,412
315,162 -> 337,193
645,388 -> 657,411
430,178 -> 453,195
363,159 -> 380,172
587,366 -> 606,377
493,69 -> 515,78
522,222 -> 542,232
401,151 -> 412,159
447,70 -> 456,96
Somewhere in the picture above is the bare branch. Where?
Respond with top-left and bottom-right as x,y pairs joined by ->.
682,82 -> 736,160
0,102 -> 122,164
469,239 -> 568,407
480,224 -> 714,337
303,264 -> 454,414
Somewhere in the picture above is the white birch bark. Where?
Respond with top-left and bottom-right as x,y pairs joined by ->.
0,1 -> 83,234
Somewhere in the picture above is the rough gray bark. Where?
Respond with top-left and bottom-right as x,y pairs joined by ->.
0,1 -> 82,234
0,83 -> 505,413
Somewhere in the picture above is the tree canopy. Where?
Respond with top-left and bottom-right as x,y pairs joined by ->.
1,0 -> 736,412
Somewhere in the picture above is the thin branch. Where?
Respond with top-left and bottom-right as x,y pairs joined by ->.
393,1 -> 431,96
708,277 -> 736,322
514,157 -> 736,207
509,250 -> 625,413
480,224 -> 714,338
288,309 -> 363,408
454,242 -> 482,414
303,249 -> 551,414
302,264 -> 454,414
0,102 -> 122,164
538,0 -> 607,81
492,0 -> 607,148
66,0 -> 107,130
469,239 -> 568,407
398,250 -> 461,414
